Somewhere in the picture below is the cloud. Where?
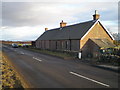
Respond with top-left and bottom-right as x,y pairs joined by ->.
2,26 -> 45,41
2,2 -> 81,27
1,1 -> 118,41
2,2 -> 118,27
2,0 -> 120,2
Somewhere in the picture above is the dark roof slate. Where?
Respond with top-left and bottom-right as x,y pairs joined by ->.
37,19 -> 98,40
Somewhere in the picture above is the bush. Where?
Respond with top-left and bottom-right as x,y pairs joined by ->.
98,54 -> 120,66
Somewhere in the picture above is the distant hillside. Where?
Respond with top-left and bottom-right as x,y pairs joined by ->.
1,41 -> 32,45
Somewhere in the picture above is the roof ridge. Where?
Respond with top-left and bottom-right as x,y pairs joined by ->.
47,19 -> 97,32
65,19 -> 97,27
37,19 -> 98,40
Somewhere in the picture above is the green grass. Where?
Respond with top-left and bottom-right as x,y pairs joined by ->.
24,47 -> 76,59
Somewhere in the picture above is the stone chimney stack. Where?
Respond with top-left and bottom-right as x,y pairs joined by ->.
93,10 -> 100,20
45,28 -> 48,31
60,20 -> 67,27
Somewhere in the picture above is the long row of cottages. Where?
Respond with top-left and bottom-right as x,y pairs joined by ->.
35,11 -> 115,58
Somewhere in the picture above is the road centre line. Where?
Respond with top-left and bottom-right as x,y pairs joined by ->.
70,71 -> 110,87
20,52 -> 25,54
33,57 -> 42,62
25,53 -> 32,56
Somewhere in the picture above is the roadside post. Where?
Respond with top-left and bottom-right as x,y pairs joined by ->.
78,51 -> 82,59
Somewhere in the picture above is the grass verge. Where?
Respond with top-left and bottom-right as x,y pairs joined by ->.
0,52 -> 24,89
23,47 -> 77,60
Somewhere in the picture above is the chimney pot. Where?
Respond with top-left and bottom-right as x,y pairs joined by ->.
93,10 -> 100,20
45,28 -> 48,31
95,10 -> 98,14
60,20 -> 67,27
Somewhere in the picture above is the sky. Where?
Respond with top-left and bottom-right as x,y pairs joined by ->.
1,0 -> 119,41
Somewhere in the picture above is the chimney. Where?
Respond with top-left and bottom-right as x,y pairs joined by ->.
60,20 -> 67,27
93,10 -> 100,20
45,28 -> 48,31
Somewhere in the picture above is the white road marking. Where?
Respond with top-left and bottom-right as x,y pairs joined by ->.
25,53 -> 32,56
20,52 -> 25,54
33,57 -> 42,62
70,71 -> 110,87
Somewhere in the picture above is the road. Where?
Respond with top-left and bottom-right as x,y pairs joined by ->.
2,45 -> 118,88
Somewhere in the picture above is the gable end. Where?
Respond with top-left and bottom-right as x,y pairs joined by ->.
81,20 -> 115,40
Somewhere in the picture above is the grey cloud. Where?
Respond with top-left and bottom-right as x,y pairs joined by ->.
2,2 -> 32,26
2,2 -> 118,27
2,2 -> 78,27
1,1 -> 118,41
73,2 -> 118,21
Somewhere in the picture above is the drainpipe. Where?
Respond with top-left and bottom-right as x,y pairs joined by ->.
68,27 -> 71,51
69,39 -> 71,51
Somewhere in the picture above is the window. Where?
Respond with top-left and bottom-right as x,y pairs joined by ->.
56,41 -> 57,49
61,41 -> 64,49
65,41 -> 68,49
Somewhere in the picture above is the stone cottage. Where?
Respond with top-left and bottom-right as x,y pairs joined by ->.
35,10 -> 115,58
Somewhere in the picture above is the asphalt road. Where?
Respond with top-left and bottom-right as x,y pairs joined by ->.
2,45 -> 119,88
